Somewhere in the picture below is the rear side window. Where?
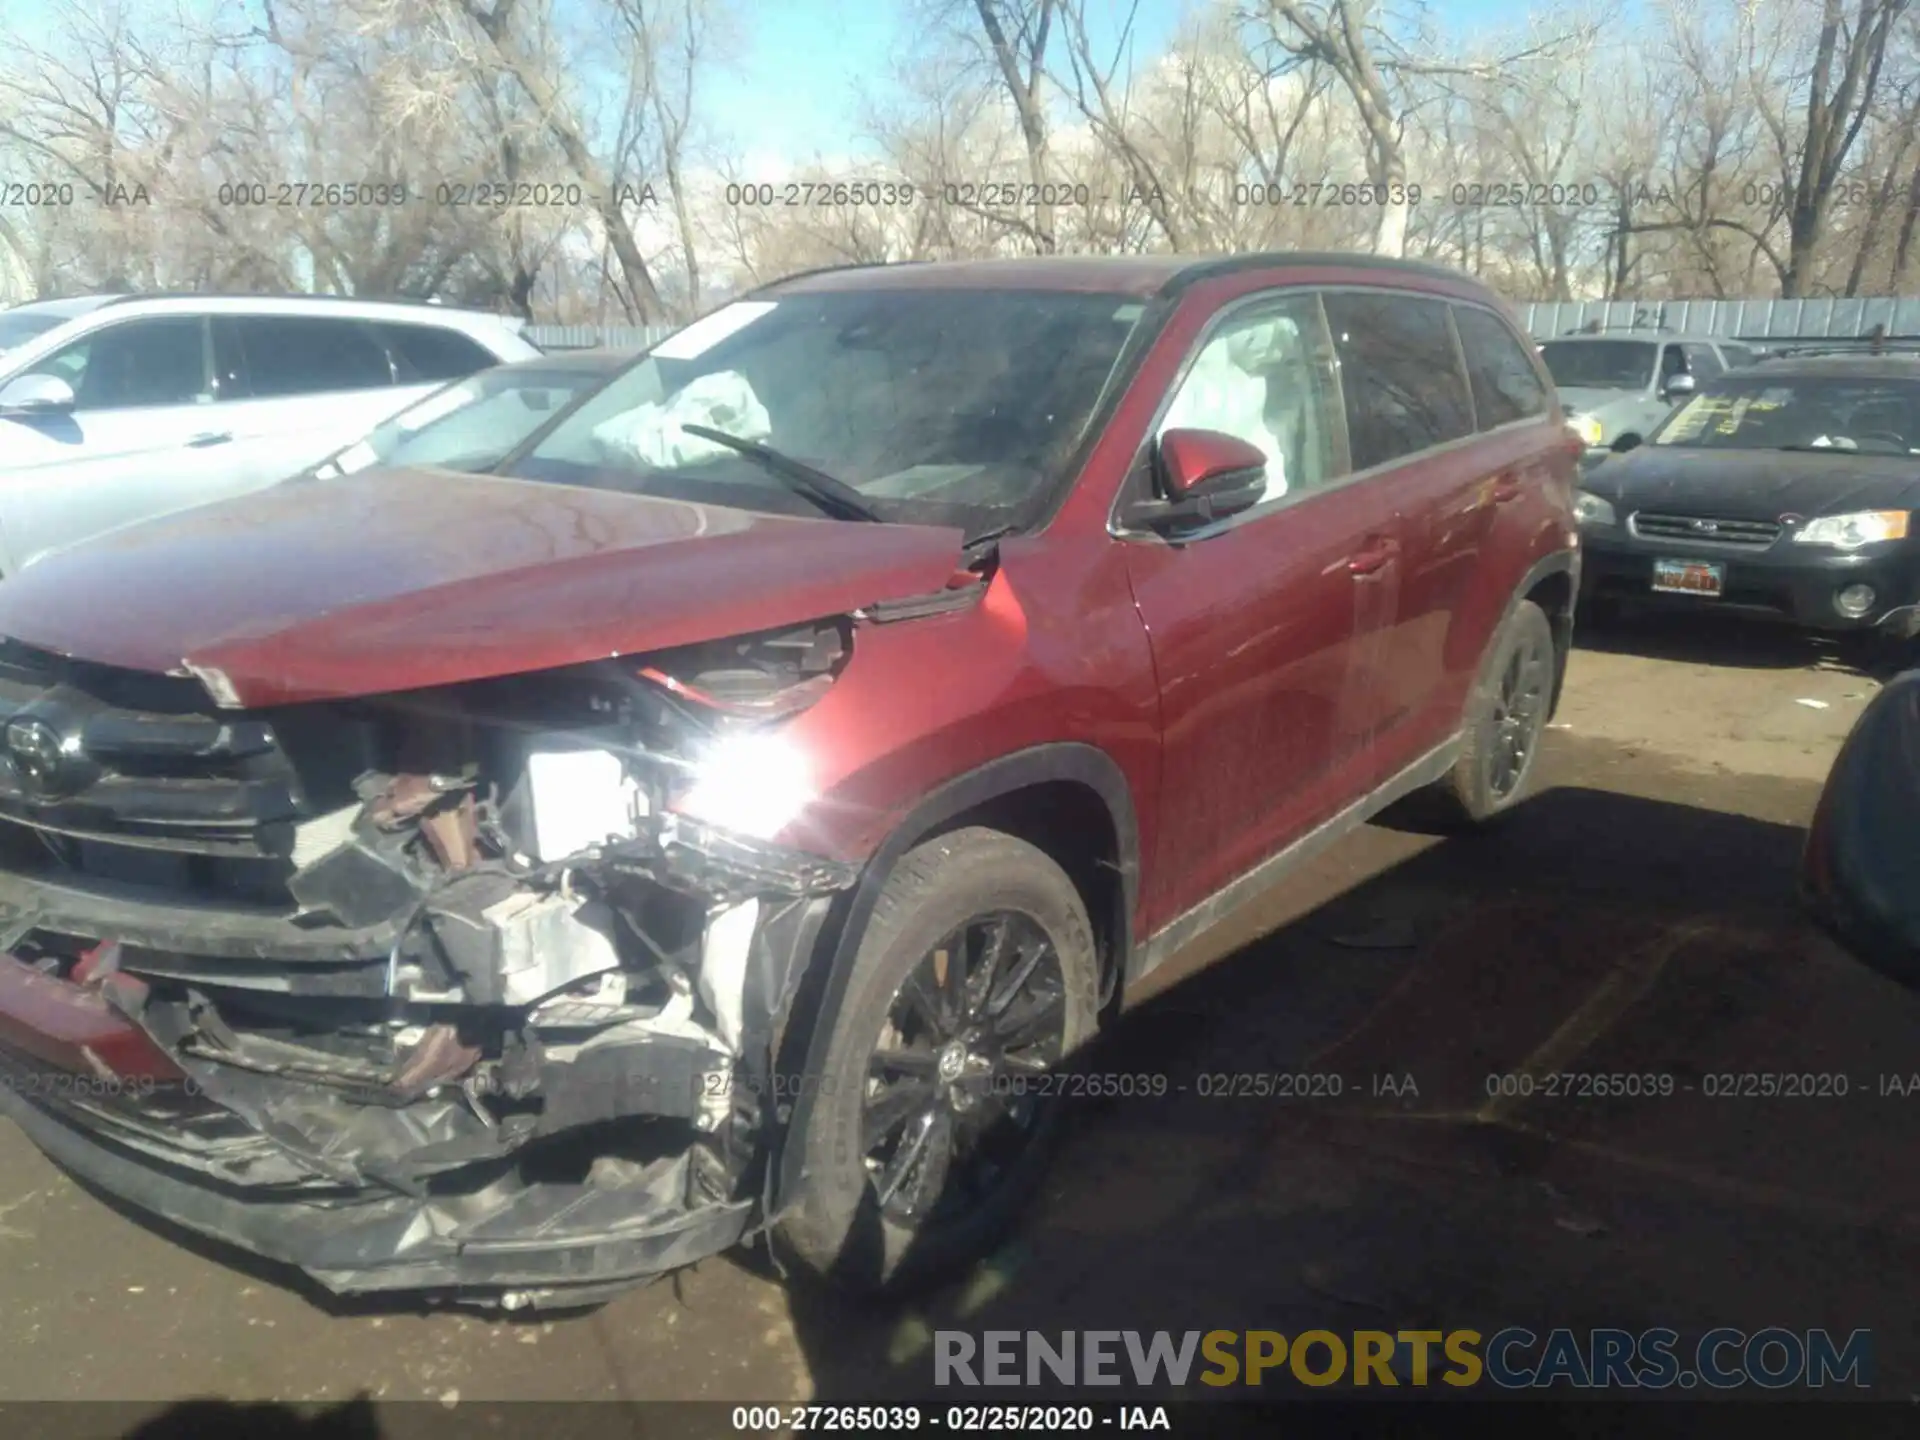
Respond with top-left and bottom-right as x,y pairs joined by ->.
1453,305 -> 1549,428
1323,292 -> 1476,470
1682,343 -> 1724,379
224,317 -> 394,398
377,322 -> 498,382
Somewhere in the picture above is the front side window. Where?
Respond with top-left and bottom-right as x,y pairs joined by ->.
1322,292 -> 1475,471
225,317 -> 394,398
1538,340 -> 1657,390
1682,343 -> 1724,379
506,290 -> 1148,534
22,317 -> 210,410
1653,377 -> 1920,455
1156,294 -> 1341,502
1453,305 -> 1549,428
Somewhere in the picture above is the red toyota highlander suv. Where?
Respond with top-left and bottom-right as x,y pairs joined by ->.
0,255 -> 1578,1308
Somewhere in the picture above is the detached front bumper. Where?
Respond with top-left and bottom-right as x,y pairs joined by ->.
1579,526 -> 1920,634
0,1030 -> 752,1303
0,816 -> 854,1308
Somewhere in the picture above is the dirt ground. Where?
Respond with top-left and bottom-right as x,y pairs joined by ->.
0,611 -> 1914,1423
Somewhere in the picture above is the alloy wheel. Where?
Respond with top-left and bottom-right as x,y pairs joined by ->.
861,910 -> 1067,1225
1487,632 -> 1551,801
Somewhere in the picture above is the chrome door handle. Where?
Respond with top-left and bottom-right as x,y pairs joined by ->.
187,431 -> 232,447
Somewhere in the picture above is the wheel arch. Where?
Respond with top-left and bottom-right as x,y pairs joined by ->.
769,743 -> 1139,1214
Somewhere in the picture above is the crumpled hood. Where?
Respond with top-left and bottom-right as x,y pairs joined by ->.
1582,445 -> 1920,522
0,468 -> 968,707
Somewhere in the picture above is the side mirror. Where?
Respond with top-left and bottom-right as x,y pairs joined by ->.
1662,372 -> 1696,401
1611,432 -> 1644,454
1127,428 -> 1269,530
0,373 -> 76,413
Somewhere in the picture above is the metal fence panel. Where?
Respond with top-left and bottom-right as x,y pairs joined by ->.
524,323 -> 670,351
533,303 -> 1919,352
1519,296 -> 1919,341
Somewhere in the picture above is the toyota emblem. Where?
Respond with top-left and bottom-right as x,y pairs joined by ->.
5,717 -> 67,795
1689,518 -> 1719,533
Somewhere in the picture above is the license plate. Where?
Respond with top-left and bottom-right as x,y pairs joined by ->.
1651,557 -> 1725,597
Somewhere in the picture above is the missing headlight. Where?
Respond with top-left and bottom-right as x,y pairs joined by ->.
636,619 -> 849,721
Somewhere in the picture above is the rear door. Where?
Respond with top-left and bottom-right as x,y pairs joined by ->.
1321,290 -> 1484,777
211,315 -> 418,481
1390,300 -> 1566,771
1123,289 -> 1405,925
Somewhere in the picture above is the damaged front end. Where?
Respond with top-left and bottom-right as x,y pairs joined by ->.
0,622 -> 861,1307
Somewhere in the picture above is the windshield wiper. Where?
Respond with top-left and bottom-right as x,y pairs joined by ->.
681,424 -> 883,522
1776,444 -> 1869,455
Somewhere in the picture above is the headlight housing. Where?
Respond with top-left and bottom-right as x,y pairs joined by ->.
1573,491 -> 1617,526
673,730 -> 816,840
1791,510 -> 1910,549
1569,414 -> 1605,447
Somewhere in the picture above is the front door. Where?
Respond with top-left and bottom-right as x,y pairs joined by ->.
1122,290 -> 1403,932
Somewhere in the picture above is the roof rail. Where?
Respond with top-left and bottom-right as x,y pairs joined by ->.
1560,321 -> 1675,335
96,291 -> 497,312
1756,336 -> 1920,360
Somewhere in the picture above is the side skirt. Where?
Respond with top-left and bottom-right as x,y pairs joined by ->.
1126,733 -> 1464,989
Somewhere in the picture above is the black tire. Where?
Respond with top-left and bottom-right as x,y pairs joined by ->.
1426,598 -> 1557,828
775,827 -> 1100,1292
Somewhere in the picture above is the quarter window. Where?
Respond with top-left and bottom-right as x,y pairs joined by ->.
1322,293 -> 1476,470
1157,294 -> 1342,503
1682,343 -> 1724,379
26,318 -> 210,410
224,317 -> 395,398
1453,305 -> 1549,429
376,323 -> 498,382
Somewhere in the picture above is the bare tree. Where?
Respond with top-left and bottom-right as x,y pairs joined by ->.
1755,0 -> 1910,294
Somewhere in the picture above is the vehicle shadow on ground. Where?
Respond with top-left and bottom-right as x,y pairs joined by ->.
1575,605 -> 1914,680
774,769 -> 1920,1408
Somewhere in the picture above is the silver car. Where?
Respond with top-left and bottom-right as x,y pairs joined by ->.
1537,329 -> 1759,468
0,293 -> 540,573
11,349 -> 630,572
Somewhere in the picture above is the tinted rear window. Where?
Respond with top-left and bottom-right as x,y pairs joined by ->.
1453,305 -> 1549,428
1538,339 -> 1656,389
226,316 -> 394,397
1322,292 -> 1475,470
377,322 -> 498,382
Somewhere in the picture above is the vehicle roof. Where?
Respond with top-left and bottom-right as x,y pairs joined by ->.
4,295 -> 122,319
1543,330 -> 1728,344
85,292 -> 522,322
1743,353 -> 1920,381
763,252 -> 1489,300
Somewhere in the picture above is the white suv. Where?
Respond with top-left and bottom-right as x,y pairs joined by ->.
0,294 -> 539,572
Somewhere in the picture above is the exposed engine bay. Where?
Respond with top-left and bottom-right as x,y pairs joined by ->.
0,620 -> 868,1306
